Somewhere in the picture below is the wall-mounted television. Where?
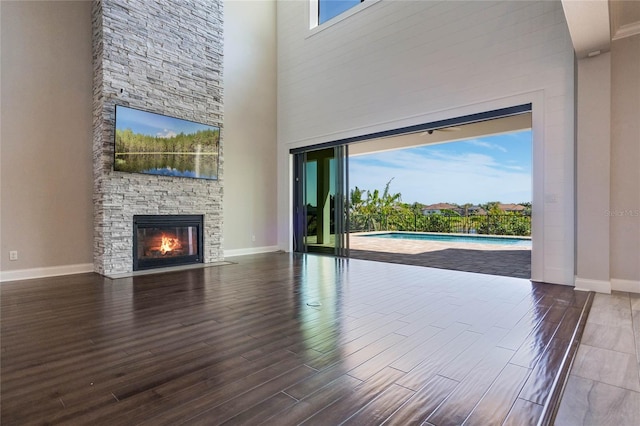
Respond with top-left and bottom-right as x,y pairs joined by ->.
114,105 -> 220,180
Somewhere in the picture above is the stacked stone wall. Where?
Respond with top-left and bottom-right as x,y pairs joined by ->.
92,0 -> 224,275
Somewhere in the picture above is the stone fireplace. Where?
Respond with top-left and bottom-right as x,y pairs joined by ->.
92,0 -> 224,277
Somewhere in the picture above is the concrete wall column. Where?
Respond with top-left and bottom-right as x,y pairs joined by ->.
575,52 -> 611,293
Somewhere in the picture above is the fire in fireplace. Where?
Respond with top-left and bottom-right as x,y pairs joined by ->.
133,215 -> 204,271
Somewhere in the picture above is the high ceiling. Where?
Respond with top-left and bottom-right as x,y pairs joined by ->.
351,1 -> 640,157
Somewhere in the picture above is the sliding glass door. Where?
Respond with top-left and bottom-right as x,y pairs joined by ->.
293,146 -> 349,256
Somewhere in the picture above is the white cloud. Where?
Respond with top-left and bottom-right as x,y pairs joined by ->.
349,149 -> 531,205
157,129 -> 177,138
464,139 -> 508,152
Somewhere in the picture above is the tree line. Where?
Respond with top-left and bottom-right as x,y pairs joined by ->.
115,128 -> 219,154
347,179 -> 531,236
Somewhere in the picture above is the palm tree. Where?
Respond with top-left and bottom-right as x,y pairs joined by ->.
350,180 -> 403,231
349,187 -> 367,231
349,186 -> 366,215
363,188 -> 381,230
379,179 -> 402,230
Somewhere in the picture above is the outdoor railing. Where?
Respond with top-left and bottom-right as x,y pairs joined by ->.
349,213 -> 531,236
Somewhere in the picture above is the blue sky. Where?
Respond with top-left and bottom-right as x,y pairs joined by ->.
349,130 -> 532,205
319,0 -> 361,24
116,106 -> 216,138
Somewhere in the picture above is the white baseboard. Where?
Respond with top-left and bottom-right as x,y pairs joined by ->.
224,246 -> 280,258
0,249 -> 283,282
574,277 -> 611,294
0,263 -> 94,283
611,278 -> 640,294
542,268 -> 574,287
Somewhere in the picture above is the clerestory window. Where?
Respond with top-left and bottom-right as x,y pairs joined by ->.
318,0 -> 365,25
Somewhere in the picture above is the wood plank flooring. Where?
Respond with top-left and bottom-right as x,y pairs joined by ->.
0,253 -> 590,425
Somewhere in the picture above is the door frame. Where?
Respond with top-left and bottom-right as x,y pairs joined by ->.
292,145 -> 349,257
290,103 -> 533,261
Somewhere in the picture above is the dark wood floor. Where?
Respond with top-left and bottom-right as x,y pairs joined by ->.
1,253 -> 589,425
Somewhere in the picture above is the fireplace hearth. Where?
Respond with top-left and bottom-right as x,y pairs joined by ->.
133,215 -> 204,271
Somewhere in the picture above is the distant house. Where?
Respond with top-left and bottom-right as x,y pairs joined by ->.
422,203 -> 460,216
422,203 -> 528,216
465,205 -> 487,216
498,203 -> 527,213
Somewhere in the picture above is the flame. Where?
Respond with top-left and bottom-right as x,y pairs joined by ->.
160,234 -> 182,255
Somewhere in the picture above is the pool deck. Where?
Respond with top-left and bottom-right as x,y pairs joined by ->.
349,232 -> 531,279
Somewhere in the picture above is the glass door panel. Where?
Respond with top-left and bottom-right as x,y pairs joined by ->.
305,149 -> 335,254
293,146 -> 349,256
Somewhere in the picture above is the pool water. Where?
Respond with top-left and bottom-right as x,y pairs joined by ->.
361,232 -> 531,246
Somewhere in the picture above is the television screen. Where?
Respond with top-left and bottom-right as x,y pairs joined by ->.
114,105 -> 220,180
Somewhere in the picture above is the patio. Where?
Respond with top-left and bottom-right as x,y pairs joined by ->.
349,233 -> 531,279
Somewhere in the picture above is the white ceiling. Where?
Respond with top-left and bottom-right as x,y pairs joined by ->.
561,0 -> 640,58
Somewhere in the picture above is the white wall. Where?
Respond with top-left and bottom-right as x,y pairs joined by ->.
610,33 -> 640,290
223,0 -> 278,256
277,0 -> 575,285
573,33 -> 640,294
0,1 -> 94,278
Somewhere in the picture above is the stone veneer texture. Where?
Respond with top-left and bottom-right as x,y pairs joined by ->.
92,0 -> 224,276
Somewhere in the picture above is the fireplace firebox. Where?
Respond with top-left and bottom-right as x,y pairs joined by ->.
133,215 -> 204,271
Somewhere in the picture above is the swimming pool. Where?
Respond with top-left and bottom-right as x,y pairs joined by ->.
360,232 -> 531,246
